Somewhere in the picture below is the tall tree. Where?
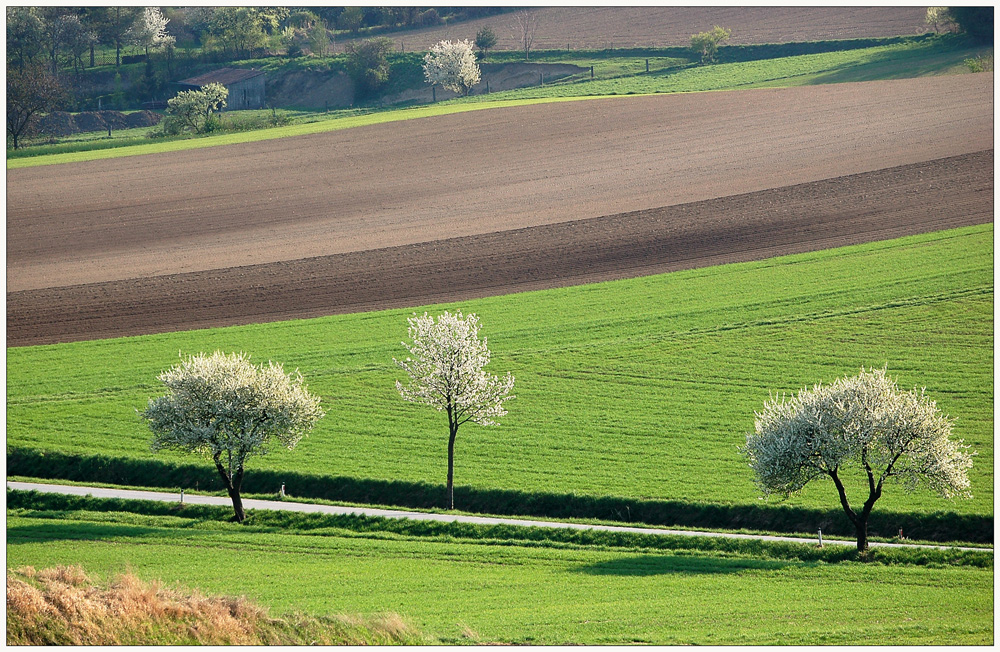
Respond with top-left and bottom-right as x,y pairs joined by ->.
96,6 -> 141,67
7,64 -> 63,149
6,7 -> 46,70
395,311 -> 515,510
741,367 -> 973,552
509,10 -> 538,62
143,351 -> 325,523
127,7 -> 175,58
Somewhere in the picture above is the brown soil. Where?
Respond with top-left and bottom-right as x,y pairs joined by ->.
340,7 -> 931,53
6,75 -> 994,346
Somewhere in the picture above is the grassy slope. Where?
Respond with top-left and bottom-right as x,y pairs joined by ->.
6,504 -> 993,645
8,36 -> 988,169
7,225 -> 993,518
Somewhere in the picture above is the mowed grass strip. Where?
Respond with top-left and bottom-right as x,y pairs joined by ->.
6,506 -> 994,645
7,225 -> 993,519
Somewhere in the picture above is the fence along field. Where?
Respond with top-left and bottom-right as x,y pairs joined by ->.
6,225 -> 993,542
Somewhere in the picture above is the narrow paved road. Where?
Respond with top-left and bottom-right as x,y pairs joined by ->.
7,481 -> 987,552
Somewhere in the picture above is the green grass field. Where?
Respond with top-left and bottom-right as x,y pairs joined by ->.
9,36 -> 990,169
8,225 -> 993,525
6,498 -> 993,645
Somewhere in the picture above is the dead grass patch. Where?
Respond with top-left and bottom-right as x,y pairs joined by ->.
7,566 -> 427,645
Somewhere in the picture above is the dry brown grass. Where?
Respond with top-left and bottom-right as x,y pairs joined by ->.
7,566 -> 428,646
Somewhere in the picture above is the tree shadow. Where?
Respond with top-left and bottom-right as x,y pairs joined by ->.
573,554 -> 790,577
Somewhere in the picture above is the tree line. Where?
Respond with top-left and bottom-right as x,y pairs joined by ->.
141,311 -> 971,554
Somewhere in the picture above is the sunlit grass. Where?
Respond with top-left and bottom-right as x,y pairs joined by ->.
6,507 -> 993,645
7,225 -> 993,519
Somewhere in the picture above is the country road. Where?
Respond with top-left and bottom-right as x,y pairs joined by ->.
7,481 -> 989,552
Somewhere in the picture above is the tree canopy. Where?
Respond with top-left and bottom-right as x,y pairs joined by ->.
143,351 -> 325,522
423,39 -> 481,96
741,367 -> 973,552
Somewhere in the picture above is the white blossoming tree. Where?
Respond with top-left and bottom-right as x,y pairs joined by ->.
395,311 -> 515,509
741,367 -> 973,552
423,39 -> 481,96
164,82 -> 228,135
142,351 -> 325,522
127,7 -> 175,57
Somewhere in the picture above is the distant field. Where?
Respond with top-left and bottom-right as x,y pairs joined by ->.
6,500 -> 993,645
490,38 -> 989,99
7,226 -> 993,524
9,36 -> 988,169
356,6 -> 930,53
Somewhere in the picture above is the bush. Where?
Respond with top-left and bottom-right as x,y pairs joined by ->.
344,37 -> 394,100
964,53 -> 993,72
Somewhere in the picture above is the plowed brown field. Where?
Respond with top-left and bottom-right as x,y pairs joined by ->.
6,75 -> 994,346
345,6 -> 930,52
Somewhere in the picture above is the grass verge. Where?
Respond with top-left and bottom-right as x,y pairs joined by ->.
7,496 -> 994,644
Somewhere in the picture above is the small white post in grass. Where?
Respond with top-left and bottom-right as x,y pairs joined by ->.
280,483 -> 286,498
180,489 -> 184,504
817,528 -> 823,547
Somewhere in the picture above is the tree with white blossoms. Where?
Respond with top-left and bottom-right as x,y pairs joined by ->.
423,39 -> 481,96
142,351 -> 325,523
127,7 -> 175,57
164,81 -> 227,134
741,367 -> 973,553
395,311 -> 515,510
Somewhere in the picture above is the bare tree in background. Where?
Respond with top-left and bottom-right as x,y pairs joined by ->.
509,9 -> 538,62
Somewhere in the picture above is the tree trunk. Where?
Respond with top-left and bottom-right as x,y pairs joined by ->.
213,455 -> 247,523
829,466 -> 883,554
446,426 -> 457,510
855,518 -> 869,553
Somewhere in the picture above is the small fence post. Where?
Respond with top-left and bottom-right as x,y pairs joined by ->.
817,528 -> 823,547
280,483 -> 286,498
486,80 -> 490,94
646,58 -> 649,73
432,86 -> 436,102
590,65 -> 594,79
180,489 -> 184,504
539,72 -> 543,85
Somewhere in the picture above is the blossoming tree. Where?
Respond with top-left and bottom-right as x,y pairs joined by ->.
423,39 -> 481,96
395,311 -> 515,509
142,351 -> 325,522
741,367 -> 973,552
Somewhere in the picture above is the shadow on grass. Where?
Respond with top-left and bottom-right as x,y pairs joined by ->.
807,42 -> 984,84
7,519 -> 169,545
573,554 -> 790,576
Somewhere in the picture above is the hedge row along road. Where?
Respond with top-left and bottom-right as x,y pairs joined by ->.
7,74 -> 994,346
6,482 -> 988,552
